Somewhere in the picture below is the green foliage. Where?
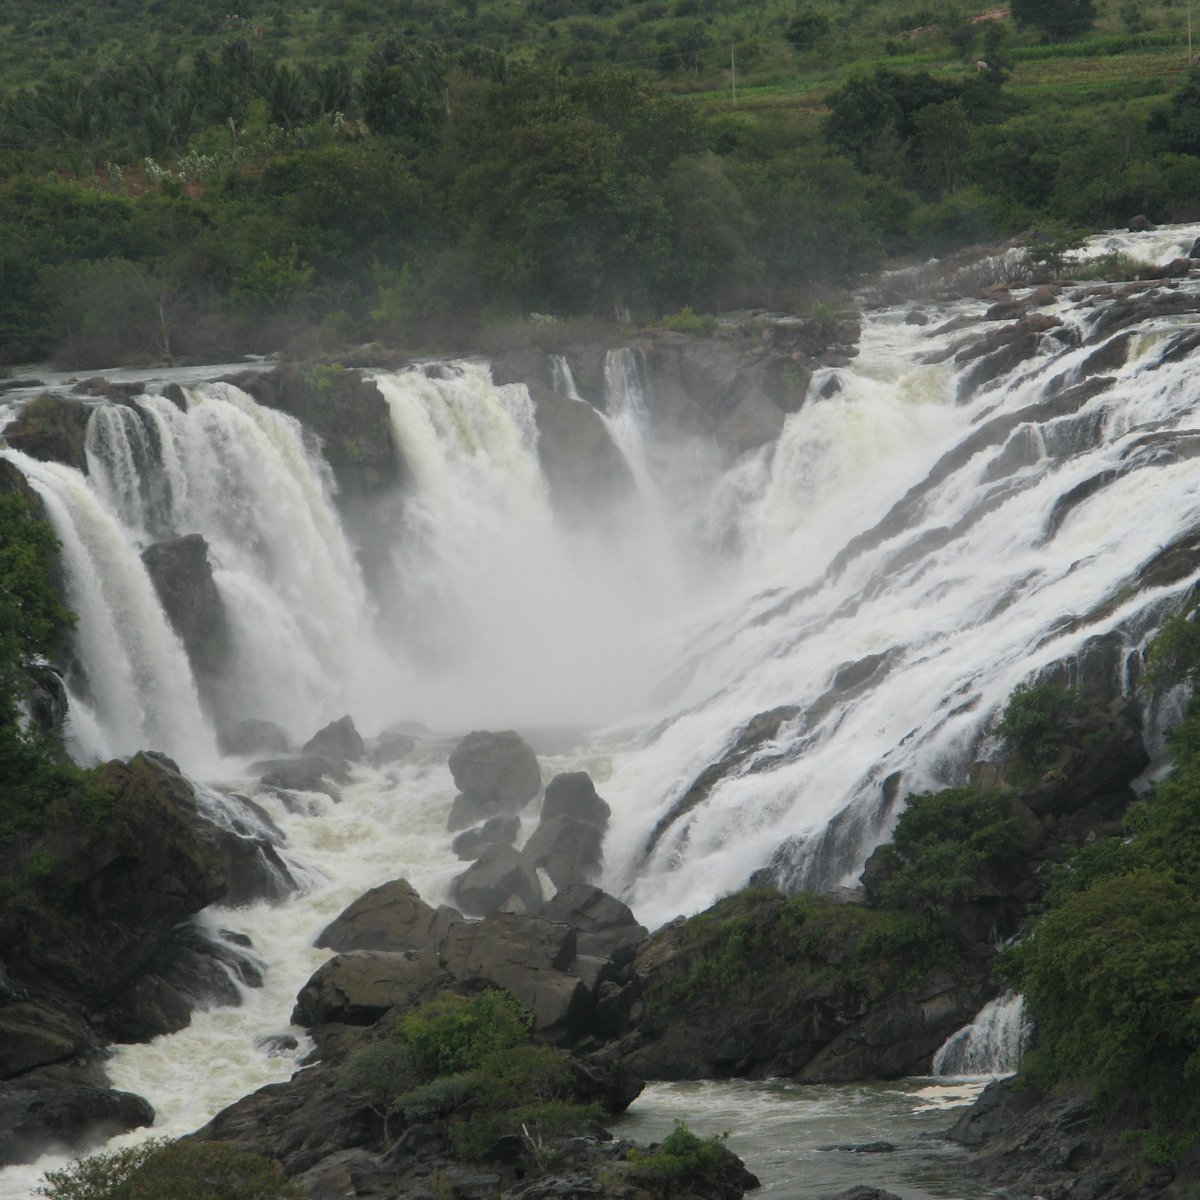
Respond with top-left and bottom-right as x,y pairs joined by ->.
1144,600 -> 1200,690
869,787 -> 1028,914
1010,0 -> 1097,42
339,1040 -> 418,1141
36,1137 -> 302,1200
995,681 -> 1083,787
656,306 -> 717,335
0,490 -> 116,845
629,1123 -> 731,1196
998,870 -> 1200,1125
397,989 -> 531,1076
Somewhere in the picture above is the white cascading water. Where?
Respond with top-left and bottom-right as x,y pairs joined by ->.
932,993 -> 1032,1078
5,223 -> 1200,1196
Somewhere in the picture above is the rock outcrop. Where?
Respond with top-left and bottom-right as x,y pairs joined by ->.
141,533 -> 229,687
302,715 -> 365,766
2,393 -> 92,472
231,366 -> 400,496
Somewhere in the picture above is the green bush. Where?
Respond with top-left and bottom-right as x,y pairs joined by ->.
397,989 -> 531,1075
36,1138 -> 302,1200
995,681 -> 1082,787
868,787 -> 1027,914
998,869 -> 1200,1125
629,1123 -> 731,1196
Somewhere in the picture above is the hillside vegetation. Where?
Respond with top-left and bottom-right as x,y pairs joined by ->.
2,0 -> 1200,366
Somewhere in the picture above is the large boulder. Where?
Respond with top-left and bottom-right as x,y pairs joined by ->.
0,751 -> 226,998
0,1001 -> 95,1078
541,772 -> 610,829
452,844 -> 543,916
448,731 -> 541,814
3,393 -> 92,472
140,534 -> 228,682
522,816 -> 604,891
292,949 -> 451,1027
316,879 -> 460,955
438,914 -> 589,1040
0,1068 -> 154,1167
539,887 -> 648,964
525,380 -> 635,516
302,715 -> 365,766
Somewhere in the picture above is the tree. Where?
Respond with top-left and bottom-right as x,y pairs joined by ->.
784,8 -> 830,52
1010,0 -> 1096,41
36,1138 -> 303,1200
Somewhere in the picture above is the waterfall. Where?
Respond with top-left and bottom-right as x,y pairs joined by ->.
5,223 -> 1200,1195
932,993 -> 1031,1077
6,449 -> 217,766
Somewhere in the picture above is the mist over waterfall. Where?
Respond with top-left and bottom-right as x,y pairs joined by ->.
5,228 -> 1200,921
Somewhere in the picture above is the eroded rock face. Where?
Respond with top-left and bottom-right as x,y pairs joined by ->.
538,886 -> 648,964
526,380 -> 635,516
2,393 -> 92,472
0,1069 -> 154,1168
0,751 -> 227,998
140,534 -> 229,683
231,367 -> 399,497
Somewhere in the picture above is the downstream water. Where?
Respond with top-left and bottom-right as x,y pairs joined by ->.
4,224 -> 1200,1196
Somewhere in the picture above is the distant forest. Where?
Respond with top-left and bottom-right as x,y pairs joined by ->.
2,0 -> 1200,366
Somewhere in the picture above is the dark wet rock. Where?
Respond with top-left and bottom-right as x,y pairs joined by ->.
24,664 -> 69,742
944,1077 -> 1178,1200
0,377 -> 44,392
293,949 -> 452,1027
593,889 -> 993,1083
539,887 -> 648,965
98,923 -> 264,1042
1128,214 -> 1158,232
439,914 -> 588,1040
448,793 -> 492,832
257,1033 -> 299,1057
624,326 -> 825,458
527,380 -> 635,518
0,1073 -> 154,1167
317,879 -> 460,955
0,751 -> 226,999
232,366 -> 399,496
903,308 -> 928,326
141,534 -> 229,683
1156,256 -> 1191,279
196,1060 -> 376,1177
2,393 -> 92,472
0,1001 -> 95,1077
523,816 -> 604,891
542,773 -> 611,830
829,1189 -> 904,1200
449,731 -> 542,814
370,731 -> 416,767
303,715 -> 365,765
219,718 -> 292,758
452,814 -> 521,861
257,756 -> 343,799
452,843 -> 544,916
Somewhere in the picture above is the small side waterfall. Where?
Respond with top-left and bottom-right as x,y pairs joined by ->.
932,992 -> 1031,1078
